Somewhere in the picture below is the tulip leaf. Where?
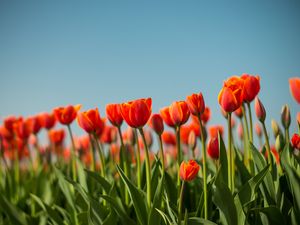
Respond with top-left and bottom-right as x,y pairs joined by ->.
148,173 -> 164,225
187,217 -> 218,225
218,133 -> 228,186
212,166 -> 237,225
85,169 -> 112,194
250,206 -> 286,225
116,165 -> 148,225
0,194 -> 28,225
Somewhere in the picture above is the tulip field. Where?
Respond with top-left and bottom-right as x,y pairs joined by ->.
0,75 -> 300,225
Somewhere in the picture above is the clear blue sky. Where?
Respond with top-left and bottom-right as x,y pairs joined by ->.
0,1 -> 299,143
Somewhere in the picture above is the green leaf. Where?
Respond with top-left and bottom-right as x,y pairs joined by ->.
213,166 -> 237,225
250,143 -> 276,205
0,195 -> 28,225
148,173 -> 164,225
237,164 -> 269,206
53,166 -> 75,210
116,165 -> 148,225
187,217 -> 218,225
76,158 -> 88,191
101,195 -> 136,225
155,208 -> 172,225
251,206 -> 286,225
218,133 -> 228,186
85,169 -> 111,194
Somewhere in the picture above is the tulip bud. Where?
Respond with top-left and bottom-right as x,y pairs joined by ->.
207,137 -> 219,159
179,160 -> 200,181
275,134 -> 285,152
255,97 -> 266,122
281,105 -> 291,129
291,133 -> 300,150
149,114 -> 164,135
188,130 -> 197,151
271,119 -> 282,138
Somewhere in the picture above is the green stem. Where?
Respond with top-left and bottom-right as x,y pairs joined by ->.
285,128 -> 290,145
93,133 -> 106,178
88,134 -> 96,171
139,128 -> 152,208
178,181 -> 185,225
158,135 -> 165,174
246,102 -> 253,142
262,122 -> 273,173
228,113 -> 234,193
117,126 -> 129,205
241,105 -> 251,170
67,125 -> 77,181
176,126 -> 182,196
198,116 -> 207,219
134,129 -> 141,189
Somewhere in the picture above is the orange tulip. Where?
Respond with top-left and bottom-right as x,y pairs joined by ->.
241,74 -> 260,102
120,98 -> 152,128
160,106 -> 176,127
297,112 -> 300,125
4,116 -> 18,133
200,107 -> 211,124
186,93 -> 205,116
291,133 -> 300,150
28,115 -> 42,135
161,131 -> 176,146
54,105 -> 81,125
106,103 -> 123,127
289,77 -> 300,104
100,125 -> 118,144
149,113 -> 164,135
255,97 -> 266,122
48,129 -> 65,146
209,125 -> 224,138
77,108 -> 104,133
207,137 -> 219,159
218,76 -> 244,112
169,101 -> 190,126
179,160 -> 200,181
40,112 -> 56,129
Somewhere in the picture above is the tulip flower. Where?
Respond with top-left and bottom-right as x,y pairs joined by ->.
40,112 -> 56,130
121,98 -> 152,207
53,105 -> 81,125
209,125 -> 224,139
207,137 -> 219,160
218,76 -> 244,113
14,118 -> 32,141
291,133 -> 300,150
234,106 -> 243,118
54,104 -> 81,181
4,116 -> 18,133
271,119 -> 282,138
241,74 -> 260,103
162,131 -> 176,146
255,98 -> 273,173
289,77 -> 300,104
186,93 -> 205,116
169,101 -> 190,127
48,129 -> 65,146
255,123 -> 262,137
160,107 -> 176,127
78,108 -> 106,176
106,103 -> 123,127
178,159 -> 200,223
281,105 -> 291,143
149,114 -> 165,172
188,130 -> 197,154
255,98 -> 266,123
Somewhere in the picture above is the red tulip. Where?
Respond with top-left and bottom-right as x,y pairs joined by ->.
100,126 -> 118,144
40,112 -> 56,129
218,76 -> 244,112
297,112 -> 300,125
149,114 -> 164,135
291,133 -> 300,150
120,98 -> 152,128
160,107 -> 176,127
200,107 -> 211,124
169,101 -> 190,126
28,115 -> 42,135
289,77 -> 300,104
4,116 -> 18,133
77,108 -> 104,133
179,160 -> 200,181
186,93 -> 205,116
106,103 -> 123,127
255,97 -> 266,122
234,106 -> 243,118
207,137 -> 219,159
240,74 -> 260,102
14,118 -> 32,140
54,105 -> 81,125
48,129 -> 65,146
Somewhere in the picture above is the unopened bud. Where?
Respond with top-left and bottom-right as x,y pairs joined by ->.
255,97 -> 266,123
281,105 -> 291,129
188,130 -> 197,151
271,119 -> 282,138
275,134 -> 285,152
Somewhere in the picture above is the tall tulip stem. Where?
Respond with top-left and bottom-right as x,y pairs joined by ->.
262,122 -> 273,173
178,181 -> 185,224
139,128 -> 152,208
197,116 -> 208,219
227,113 -> 234,193
176,126 -> 182,193
246,102 -> 254,142
158,135 -> 165,174
134,129 -> 141,189
67,125 -> 77,181
93,133 -> 106,178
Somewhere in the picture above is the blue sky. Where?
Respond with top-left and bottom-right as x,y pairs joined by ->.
0,1 -> 299,144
